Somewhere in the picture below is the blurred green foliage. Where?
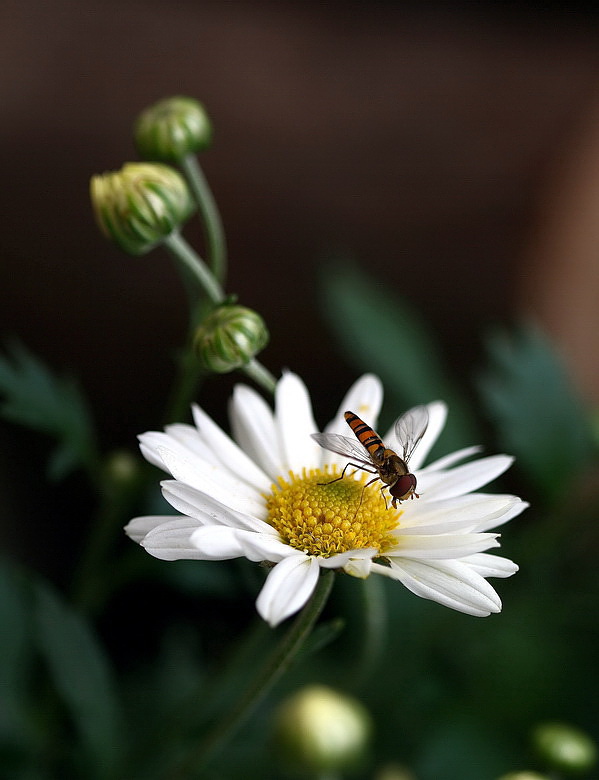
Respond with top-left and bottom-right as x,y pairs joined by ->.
479,325 -> 595,503
0,342 -> 98,480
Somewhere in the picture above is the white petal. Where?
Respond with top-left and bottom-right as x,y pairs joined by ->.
125,515 -> 178,543
398,494 -> 520,535
466,553 -> 519,578
157,446 -> 265,517
388,532 -> 499,559
373,557 -> 502,616
161,480 -> 272,533
191,403 -> 271,492
163,423 -> 219,464
319,547 -> 378,571
340,552 -> 376,578
190,525 -> 246,559
324,374 -> 383,435
256,554 -> 320,627
236,529 -> 295,563
420,445 -> 483,473
416,454 -> 514,501
139,431 -> 210,473
139,428 -> 224,473
139,431 -> 184,471
275,372 -> 321,472
142,518 -> 211,560
473,498 -> 529,531
397,401 -> 447,471
229,383 -> 283,479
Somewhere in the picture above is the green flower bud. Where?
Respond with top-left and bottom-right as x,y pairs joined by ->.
273,685 -> 372,774
193,305 -> 269,373
134,96 -> 212,162
532,722 -> 597,775
90,162 -> 194,255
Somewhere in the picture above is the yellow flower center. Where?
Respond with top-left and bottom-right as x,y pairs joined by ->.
264,466 -> 401,558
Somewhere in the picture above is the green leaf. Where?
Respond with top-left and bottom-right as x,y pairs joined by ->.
0,341 -> 98,480
33,580 -> 123,777
320,261 -> 478,454
479,324 -> 595,501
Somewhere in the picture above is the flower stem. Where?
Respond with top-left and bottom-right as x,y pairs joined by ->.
180,154 -> 227,283
167,570 -> 335,778
163,344 -> 205,425
163,231 -> 225,305
353,575 -> 387,690
241,357 -> 278,396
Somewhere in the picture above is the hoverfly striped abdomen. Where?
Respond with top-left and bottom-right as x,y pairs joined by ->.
343,411 -> 385,463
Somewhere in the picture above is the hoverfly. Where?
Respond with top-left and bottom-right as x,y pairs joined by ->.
311,406 -> 429,509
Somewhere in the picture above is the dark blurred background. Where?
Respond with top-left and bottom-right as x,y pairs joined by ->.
1,0 -> 599,606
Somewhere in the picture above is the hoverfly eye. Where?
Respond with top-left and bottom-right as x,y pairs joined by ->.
390,473 -> 417,501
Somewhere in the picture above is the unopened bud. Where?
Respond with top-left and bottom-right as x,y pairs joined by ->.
374,763 -> 417,780
193,305 -> 269,373
90,162 -> 194,255
496,773 -> 550,780
134,96 -> 213,162
532,722 -> 597,775
273,685 -> 372,774
105,450 -> 140,487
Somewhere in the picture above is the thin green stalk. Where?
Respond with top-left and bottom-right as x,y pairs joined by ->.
241,357 -> 278,396
352,575 -> 387,690
162,346 -> 204,426
162,229 -> 275,415
180,154 -> 227,283
160,232 -> 222,419
167,570 -> 335,778
163,231 -> 225,305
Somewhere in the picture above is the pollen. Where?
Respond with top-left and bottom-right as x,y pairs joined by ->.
264,466 -> 401,558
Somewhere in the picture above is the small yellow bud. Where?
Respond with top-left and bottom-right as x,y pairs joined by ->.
90,162 -> 194,255
104,450 -> 140,487
496,773 -> 550,780
374,763 -> 417,780
134,96 -> 213,162
193,305 -> 269,373
273,685 -> 372,774
532,722 -> 597,775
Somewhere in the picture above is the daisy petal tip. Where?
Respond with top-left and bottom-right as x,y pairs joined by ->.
256,599 -> 283,628
255,555 -> 319,627
343,558 -> 372,579
428,399 -> 447,415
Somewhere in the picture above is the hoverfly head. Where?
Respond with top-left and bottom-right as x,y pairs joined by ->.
390,473 -> 417,503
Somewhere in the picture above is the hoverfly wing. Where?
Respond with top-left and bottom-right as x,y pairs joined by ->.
311,432 -> 374,467
393,405 -> 429,464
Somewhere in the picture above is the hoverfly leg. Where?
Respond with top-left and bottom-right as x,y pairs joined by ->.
318,462 -> 376,486
382,487 -> 391,510
317,461 -> 352,486
351,475 -> 381,521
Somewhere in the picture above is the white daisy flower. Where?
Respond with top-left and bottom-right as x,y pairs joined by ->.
126,372 -> 526,627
